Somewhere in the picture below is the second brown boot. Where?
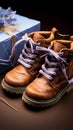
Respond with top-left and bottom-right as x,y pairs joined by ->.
22,41 -> 73,107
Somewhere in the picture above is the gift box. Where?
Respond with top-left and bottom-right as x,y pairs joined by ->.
0,7 -> 41,73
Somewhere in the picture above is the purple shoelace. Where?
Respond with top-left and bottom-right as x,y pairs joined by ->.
0,34 -> 39,66
18,34 -> 51,69
0,33 -> 49,67
37,46 -> 69,83
18,34 -> 40,68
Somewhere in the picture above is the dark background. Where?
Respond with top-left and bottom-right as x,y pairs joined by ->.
0,1 -> 73,130
0,0 -> 73,34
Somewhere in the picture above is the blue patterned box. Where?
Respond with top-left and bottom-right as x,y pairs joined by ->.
0,8 -> 40,73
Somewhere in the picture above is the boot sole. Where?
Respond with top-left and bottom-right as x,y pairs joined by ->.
1,79 -> 24,94
22,82 -> 73,108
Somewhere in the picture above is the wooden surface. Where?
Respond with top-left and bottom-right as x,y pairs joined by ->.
0,74 -> 73,130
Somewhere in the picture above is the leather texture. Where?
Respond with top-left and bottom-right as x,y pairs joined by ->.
2,27 -> 57,91
24,41 -> 73,101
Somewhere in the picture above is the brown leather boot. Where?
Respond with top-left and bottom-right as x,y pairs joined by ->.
1,27 -> 72,94
1,27 -> 57,94
22,41 -> 73,107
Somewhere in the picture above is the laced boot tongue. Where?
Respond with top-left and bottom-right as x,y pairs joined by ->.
28,32 -> 45,43
28,32 -> 52,48
51,41 -> 66,52
32,32 -> 45,43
